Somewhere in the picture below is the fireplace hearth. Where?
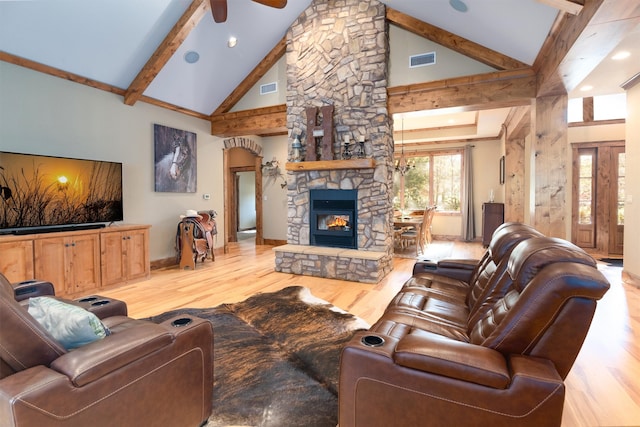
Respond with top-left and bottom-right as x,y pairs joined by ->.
309,189 -> 357,249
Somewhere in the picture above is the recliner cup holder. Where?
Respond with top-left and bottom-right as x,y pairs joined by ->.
79,297 -> 99,303
91,300 -> 110,306
172,317 -> 192,327
361,335 -> 385,347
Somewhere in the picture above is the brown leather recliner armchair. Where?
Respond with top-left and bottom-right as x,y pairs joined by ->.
339,235 -> 610,427
0,272 -> 213,427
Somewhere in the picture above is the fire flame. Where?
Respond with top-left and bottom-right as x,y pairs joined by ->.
328,216 -> 348,228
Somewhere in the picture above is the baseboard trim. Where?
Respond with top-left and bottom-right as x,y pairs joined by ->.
151,248 -> 220,270
151,257 -> 176,270
263,239 -> 287,246
622,269 -> 640,289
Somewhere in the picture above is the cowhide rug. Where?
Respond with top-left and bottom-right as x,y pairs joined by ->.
147,286 -> 369,427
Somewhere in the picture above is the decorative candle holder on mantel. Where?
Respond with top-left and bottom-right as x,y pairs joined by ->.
342,134 -> 367,160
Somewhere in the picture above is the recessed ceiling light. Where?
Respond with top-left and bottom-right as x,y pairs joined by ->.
228,36 -> 237,48
612,51 -> 630,60
449,0 -> 468,13
184,51 -> 200,64
580,85 -> 594,92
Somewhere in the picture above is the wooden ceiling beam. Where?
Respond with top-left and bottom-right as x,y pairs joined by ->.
211,104 -> 287,137
386,7 -> 529,70
0,51 -> 125,96
536,0 -> 584,15
212,36 -> 287,116
0,51 -> 211,120
503,105 -> 531,140
535,0 -> 640,96
123,0 -> 209,106
387,68 -> 536,115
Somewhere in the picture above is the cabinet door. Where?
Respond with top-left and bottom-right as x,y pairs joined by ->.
125,228 -> 150,281
69,233 -> 101,295
0,240 -> 34,283
101,231 -> 126,288
34,237 -> 67,294
34,234 -> 101,296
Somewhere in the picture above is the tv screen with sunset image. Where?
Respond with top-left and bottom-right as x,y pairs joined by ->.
0,151 -> 123,234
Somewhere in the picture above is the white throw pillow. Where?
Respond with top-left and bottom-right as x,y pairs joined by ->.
28,297 -> 110,350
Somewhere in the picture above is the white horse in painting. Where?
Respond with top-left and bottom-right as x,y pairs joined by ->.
155,137 -> 196,193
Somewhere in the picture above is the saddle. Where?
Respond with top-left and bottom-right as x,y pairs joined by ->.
176,210 -> 217,269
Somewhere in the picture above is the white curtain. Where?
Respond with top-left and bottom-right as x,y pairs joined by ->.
461,145 -> 475,241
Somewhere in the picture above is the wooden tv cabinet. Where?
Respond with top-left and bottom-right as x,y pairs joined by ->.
0,224 -> 150,298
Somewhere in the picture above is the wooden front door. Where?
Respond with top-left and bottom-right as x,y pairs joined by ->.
571,142 -> 625,255
609,146 -> 625,255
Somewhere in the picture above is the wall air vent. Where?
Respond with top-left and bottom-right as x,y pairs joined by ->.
260,82 -> 278,95
409,52 -> 436,68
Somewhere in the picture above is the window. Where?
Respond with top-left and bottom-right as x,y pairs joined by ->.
617,152 -> 625,225
393,151 -> 462,213
578,154 -> 594,225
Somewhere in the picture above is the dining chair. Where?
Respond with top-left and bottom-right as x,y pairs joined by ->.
399,205 -> 436,255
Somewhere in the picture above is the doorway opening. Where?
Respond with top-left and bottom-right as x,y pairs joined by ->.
235,170 -> 256,242
571,141 -> 625,256
223,147 -> 264,253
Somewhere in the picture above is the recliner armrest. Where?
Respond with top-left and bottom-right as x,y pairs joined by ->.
51,320 -> 174,387
393,329 -> 510,388
437,259 -> 478,270
12,280 -> 55,301
413,259 -> 477,282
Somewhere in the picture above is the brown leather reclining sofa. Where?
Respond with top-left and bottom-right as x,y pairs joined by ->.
0,272 -> 213,427
339,223 -> 610,427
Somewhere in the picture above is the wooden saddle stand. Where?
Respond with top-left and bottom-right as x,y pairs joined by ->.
176,210 -> 217,270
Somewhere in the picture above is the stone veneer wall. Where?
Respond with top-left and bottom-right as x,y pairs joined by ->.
277,0 -> 395,282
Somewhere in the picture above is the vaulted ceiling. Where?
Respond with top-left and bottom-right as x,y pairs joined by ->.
1,0 -> 638,139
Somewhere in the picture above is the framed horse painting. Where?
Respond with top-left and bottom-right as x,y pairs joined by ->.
154,124 -> 197,193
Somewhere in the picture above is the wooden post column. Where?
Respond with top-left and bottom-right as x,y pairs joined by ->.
503,105 -> 530,224
531,94 -> 569,238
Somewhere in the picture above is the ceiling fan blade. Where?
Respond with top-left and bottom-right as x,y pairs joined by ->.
210,0 -> 227,23
252,0 -> 287,9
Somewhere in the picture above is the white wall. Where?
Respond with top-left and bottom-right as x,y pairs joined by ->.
388,25 -> 496,87
261,135 -> 289,241
0,61 -> 226,262
231,57 -> 286,112
624,82 -> 640,279
238,171 -> 256,230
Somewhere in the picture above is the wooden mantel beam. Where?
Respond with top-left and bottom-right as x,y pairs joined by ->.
211,104 -> 287,137
387,68 -> 536,115
124,0 -> 209,106
386,8 -> 528,71
535,0 -> 640,96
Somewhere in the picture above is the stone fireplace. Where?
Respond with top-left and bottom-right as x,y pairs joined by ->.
309,189 -> 357,249
273,0 -> 394,283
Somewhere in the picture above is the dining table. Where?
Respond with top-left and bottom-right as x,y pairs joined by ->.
393,215 -> 424,254
393,216 -> 423,229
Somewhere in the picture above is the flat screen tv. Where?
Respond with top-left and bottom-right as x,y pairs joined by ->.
0,151 -> 123,235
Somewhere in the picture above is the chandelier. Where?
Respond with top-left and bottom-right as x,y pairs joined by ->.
395,117 -> 415,176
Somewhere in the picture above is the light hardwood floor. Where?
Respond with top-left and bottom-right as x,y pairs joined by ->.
99,239 -> 640,427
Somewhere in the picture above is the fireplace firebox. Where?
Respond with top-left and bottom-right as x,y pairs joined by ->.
309,189 -> 357,249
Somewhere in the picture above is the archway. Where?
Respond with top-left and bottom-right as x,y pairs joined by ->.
223,138 -> 264,253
